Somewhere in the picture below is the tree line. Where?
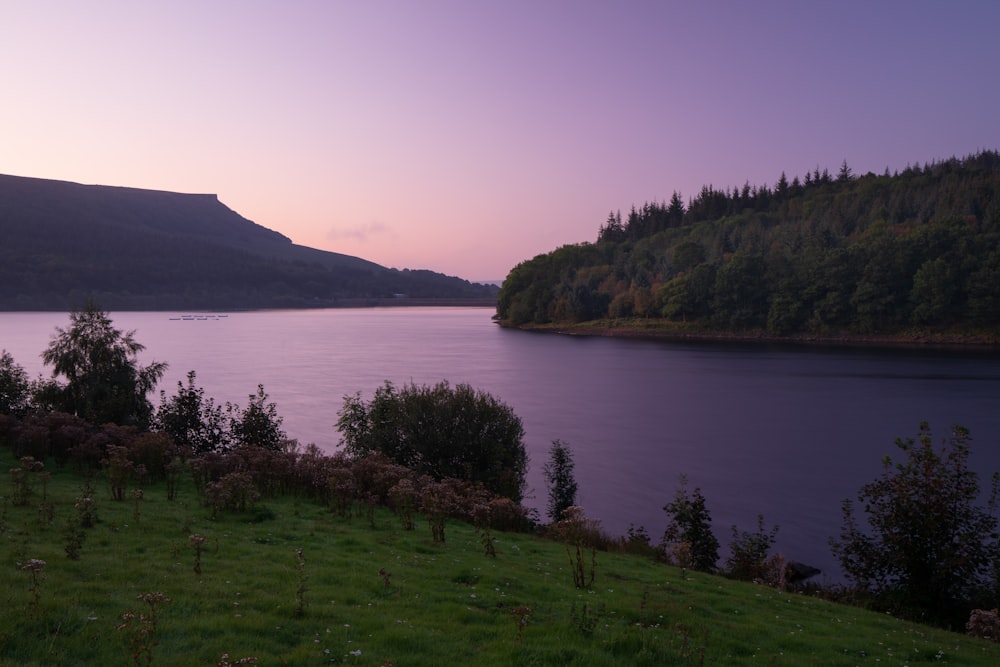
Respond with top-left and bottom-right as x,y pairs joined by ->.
497,150 -> 1000,336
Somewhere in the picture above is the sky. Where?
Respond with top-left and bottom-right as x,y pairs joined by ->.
3,1 -> 999,283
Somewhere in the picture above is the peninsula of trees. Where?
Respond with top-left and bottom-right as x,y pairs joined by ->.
0,174 -> 497,310
496,151 -> 1000,343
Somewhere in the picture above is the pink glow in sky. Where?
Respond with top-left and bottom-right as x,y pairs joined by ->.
3,1 -> 999,282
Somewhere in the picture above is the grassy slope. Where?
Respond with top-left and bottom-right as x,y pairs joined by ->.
3,453 -> 999,666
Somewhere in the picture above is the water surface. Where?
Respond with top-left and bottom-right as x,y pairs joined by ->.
3,307 -> 999,581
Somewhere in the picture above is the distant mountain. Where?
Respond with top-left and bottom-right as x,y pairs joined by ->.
0,174 -> 497,310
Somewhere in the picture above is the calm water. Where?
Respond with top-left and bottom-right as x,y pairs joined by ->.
3,307 -> 1000,581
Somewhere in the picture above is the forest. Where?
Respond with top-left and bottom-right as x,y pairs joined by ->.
496,150 -> 1000,338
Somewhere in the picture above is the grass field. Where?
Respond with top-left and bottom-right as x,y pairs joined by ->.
3,450 -> 1000,666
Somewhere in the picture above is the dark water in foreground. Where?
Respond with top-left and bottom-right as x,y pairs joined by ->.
3,307 -> 1000,581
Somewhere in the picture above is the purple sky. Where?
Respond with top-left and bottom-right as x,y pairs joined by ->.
4,1 -> 998,282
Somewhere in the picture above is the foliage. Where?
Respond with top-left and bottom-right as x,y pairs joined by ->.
542,438 -> 578,522
0,350 -> 32,416
831,422 -> 1000,626
116,592 -> 171,667
204,471 -> 261,517
662,476 -> 719,573
154,371 -> 227,454
337,380 -> 527,502
155,373 -> 286,453
20,558 -> 46,615
725,514 -> 783,584
421,479 -> 457,544
4,449 -> 999,666
496,150 -> 1000,337
103,444 -> 132,502
226,384 -> 286,451
967,608 -> 1000,642
39,304 -> 167,428
548,506 -> 600,588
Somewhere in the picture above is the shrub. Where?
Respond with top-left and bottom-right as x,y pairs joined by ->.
661,476 -> 719,573
226,385 -> 286,451
125,431 -> 177,482
11,420 -> 51,461
388,478 -> 418,530
617,523 -> 659,558
205,471 -> 260,516
337,380 -> 527,502
155,370 -> 227,454
549,506 -> 600,588
102,445 -> 132,502
967,608 -> 1000,642
421,479 -> 459,544
725,514 -> 780,582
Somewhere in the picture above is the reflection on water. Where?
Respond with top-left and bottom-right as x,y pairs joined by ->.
2,307 -> 999,582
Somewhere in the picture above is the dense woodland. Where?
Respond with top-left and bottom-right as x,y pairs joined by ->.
0,174 -> 497,310
497,151 -> 1000,337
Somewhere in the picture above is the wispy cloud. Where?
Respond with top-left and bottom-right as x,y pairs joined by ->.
326,220 -> 392,243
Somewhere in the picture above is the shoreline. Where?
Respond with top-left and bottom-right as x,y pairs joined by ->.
497,319 -> 1000,352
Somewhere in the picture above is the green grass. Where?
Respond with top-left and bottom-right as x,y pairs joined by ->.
3,454 -> 1000,666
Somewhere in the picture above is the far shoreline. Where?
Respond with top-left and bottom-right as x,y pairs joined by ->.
495,318 -> 1000,353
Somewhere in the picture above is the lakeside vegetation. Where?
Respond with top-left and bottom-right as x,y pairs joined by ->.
3,306 -> 1000,663
496,150 -> 1000,344
5,454 -> 1000,666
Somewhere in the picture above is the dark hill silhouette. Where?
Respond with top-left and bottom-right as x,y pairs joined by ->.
0,174 -> 497,310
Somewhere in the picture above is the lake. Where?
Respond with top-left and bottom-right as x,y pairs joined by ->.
3,307 -> 1000,582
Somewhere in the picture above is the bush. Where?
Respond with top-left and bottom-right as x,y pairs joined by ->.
661,476 -> 719,573
968,608 -> 1000,642
227,385 -> 286,451
725,514 -> 780,582
156,374 -> 286,453
337,381 -> 527,502
155,371 -> 227,454
205,471 -> 260,516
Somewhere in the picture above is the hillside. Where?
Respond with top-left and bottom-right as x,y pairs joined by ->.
3,447 -> 999,665
496,151 -> 1000,343
0,174 -> 497,310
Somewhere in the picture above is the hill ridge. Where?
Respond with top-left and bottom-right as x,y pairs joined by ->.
0,173 -> 497,310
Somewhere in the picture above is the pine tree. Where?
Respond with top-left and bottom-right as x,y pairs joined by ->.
542,439 -> 578,522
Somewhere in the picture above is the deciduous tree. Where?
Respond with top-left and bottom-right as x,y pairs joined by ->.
40,304 -> 166,428
227,384 -> 286,451
155,371 -> 227,453
831,422 -> 1000,626
0,350 -> 32,416
662,476 -> 719,573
